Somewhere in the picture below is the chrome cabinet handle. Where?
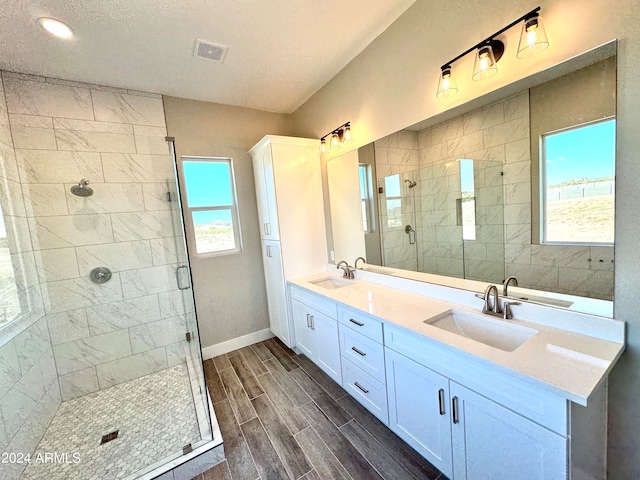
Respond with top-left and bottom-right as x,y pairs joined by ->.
351,346 -> 367,357
354,382 -> 369,394
452,396 -> 459,424
266,245 -> 271,257
349,318 -> 364,327
306,314 -> 311,328
264,223 -> 269,235
438,388 -> 445,415
310,315 -> 315,330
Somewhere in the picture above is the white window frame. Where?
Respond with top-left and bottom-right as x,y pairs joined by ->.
540,117 -> 615,246
358,164 -> 374,233
181,156 -> 243,258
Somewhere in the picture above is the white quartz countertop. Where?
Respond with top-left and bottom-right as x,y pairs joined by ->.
289,273 -> 625,406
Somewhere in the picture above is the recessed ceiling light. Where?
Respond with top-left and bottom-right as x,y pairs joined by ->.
38,18 -> 74,39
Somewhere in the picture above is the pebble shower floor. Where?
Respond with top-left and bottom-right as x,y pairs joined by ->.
21,364 -> 199,480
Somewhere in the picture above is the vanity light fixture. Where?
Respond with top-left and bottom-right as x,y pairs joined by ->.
320,121 -> 352,153
38,17 -> 74,39
436,6 -> 548,97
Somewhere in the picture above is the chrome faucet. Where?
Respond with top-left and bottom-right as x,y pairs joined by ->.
354,257 -> 366,269
482,284 -> 502,317
503,276 -> 519,296
336,260 -> 355,279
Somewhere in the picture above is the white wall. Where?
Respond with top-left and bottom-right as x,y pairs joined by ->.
291,0 -> 640,477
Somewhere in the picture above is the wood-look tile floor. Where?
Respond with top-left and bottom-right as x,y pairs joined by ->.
192,338 -> 445,480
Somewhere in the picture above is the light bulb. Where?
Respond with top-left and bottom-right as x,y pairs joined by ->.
320,138 -> 327,153
38,18 -> 74,39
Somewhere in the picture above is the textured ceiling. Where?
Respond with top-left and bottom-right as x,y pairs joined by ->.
0,0 -> 416,113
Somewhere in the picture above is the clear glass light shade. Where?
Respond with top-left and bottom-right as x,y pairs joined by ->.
320,138 -> 327,153
472,45 -> 498,80
517,14 -> 549,58
436,68 -> 458,98
343,125 -> 352,142
330,132 -> 340,149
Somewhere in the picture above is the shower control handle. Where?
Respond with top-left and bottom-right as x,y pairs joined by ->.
90,267 -> 112,284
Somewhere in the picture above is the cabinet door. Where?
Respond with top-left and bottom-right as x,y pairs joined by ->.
291,299 -> 315,359
313,312 -> 341,384
253,149 -> 279,240
385,348 -> 453,478
262,241 -> 290,345
450,382 -> 567,480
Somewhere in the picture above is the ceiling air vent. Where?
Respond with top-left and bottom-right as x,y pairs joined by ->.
194,39 -> 228,63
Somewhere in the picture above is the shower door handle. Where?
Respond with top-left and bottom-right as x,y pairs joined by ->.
176,265 -> 191,290
405,225 -> 416,245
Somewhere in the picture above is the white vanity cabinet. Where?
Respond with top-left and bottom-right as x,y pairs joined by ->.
290,286 -> 342,383
249,136 -> 327,347
386,348 -> 566,479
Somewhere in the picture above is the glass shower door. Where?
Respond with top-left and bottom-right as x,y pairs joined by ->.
165,139 -> 213,449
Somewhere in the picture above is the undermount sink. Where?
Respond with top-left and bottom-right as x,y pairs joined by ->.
309,277 -> 353,290
425,309 -> 538,352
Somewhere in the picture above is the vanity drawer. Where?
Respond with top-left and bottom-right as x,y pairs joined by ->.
338,306 -> 383,343
290,285 -> 337,319
339,325 -> 385,382
342,359 -> 389,425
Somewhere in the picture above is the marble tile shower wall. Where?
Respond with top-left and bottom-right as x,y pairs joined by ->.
0,71 -> 190,410
374,131 -> 420,270
0,74 -> 60,480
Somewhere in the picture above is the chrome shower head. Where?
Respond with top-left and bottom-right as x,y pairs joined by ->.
404,179 -> 417,188
70,179 -> 93,197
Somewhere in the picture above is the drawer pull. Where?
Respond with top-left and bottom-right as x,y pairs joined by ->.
438,388 -> 445,415
354,382 -> 369,394
452,396 -> 460,424
349,318 -> 365,327
351,346 -> 367,357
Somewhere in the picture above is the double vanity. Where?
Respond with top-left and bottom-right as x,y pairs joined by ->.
288,268 -> 625,480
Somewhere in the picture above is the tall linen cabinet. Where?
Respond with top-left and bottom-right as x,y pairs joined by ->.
249,136 -> 327,347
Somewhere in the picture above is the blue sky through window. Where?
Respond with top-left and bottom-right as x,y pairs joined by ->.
545,119 -> 615,186
183,161 -> 232,207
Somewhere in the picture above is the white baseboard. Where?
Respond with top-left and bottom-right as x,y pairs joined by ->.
201,328 -> 274,360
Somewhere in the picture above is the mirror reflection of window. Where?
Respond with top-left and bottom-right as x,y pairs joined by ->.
541,118 -> 615,244
459,159 -> 477,241
0,205 -> 21,326
358,164 -> 373,233
384,174 -> 402,228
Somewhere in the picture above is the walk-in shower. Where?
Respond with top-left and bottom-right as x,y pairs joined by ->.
0,74 -> 221,480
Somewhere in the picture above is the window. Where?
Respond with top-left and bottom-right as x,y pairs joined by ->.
459,159 -> 476,241
182,157 -> 242,256
358,164 -> 373,233
541,118 -> 615,244
384,174 -> 403,228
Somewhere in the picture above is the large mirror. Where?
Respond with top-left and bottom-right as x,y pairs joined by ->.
326,41 -> 616,317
